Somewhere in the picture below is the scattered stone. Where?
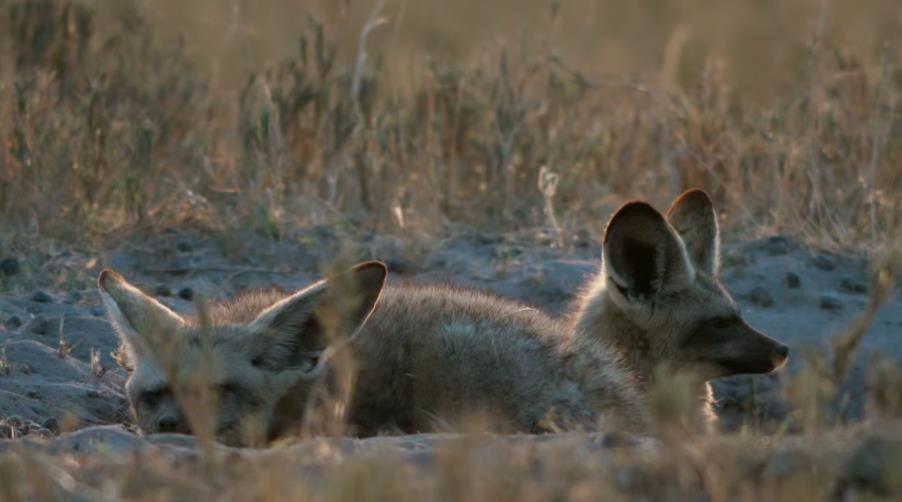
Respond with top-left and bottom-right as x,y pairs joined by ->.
92,306 -> 106,317
0,257 -> 21,276
748,287 -> 774,308
30,290 -> 54,303
812,254 -> 836,271
4,315 -> 22,329
24,314 -> 49,335
784,272 -> 801,289
765,236 -> 789,256
154,284 -> 173,297
42,417 -> 60,433
767,235 -> 789,245
176,241 -> 193,252
178,287 -> 194,301
839,277 -> 867,294
819,294 -> 844,312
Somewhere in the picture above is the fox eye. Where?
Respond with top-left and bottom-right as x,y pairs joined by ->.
706,316 -> 736,329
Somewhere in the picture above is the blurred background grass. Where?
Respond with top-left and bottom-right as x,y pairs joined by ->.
0,0 -> 900,255
148,0 -> 902,102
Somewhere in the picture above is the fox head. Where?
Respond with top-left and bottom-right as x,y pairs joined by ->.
98,261 -> 387,446
575,189 -> 788,384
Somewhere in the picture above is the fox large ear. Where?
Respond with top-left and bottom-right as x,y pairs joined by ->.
98,269 -> 186,364
666,189 -> 720,275
603,202 -> 694,303
247,261 -> 387,375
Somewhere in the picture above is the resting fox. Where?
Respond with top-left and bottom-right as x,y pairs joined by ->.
99,189 -> 786,444
99,263 -> 643,445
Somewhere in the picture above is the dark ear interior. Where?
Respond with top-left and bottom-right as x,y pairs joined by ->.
603,201 -> 692,301
666,189 -> 720,275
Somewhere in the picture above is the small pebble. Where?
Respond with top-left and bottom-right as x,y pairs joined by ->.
178,287 -> 194,301
812,254 -> 836,271
5,315 -> 22,329
154,284 -> 172,297
768,235 -> 789,245
42,417 -> 59,433
839,277 -> 867,294
0,257 -> 20,276
92,306 -> 105,317
748,287 -> 774,308
784,272 -> 801,289
819,294 -> 844,312
30,290 -> 54,303
24,314 -> 49,335
766,236 -> 789,256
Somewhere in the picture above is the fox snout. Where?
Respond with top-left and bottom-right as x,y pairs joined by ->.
728,325 -> 790,375
683,316 -> 789,377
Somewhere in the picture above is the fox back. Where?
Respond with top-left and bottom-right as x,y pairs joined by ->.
348,285 -> 648,434
570,190 -> 789,432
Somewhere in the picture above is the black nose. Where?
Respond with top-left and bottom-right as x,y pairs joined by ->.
776,344 -> 789,358
157,416 -> 180,433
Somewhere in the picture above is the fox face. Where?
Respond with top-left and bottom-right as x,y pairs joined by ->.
584,190 -> 788,383
98,262 -> 387,446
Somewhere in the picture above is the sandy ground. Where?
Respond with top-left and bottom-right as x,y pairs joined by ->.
0,229 -> 899,439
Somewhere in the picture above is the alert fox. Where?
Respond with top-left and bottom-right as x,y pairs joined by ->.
569,189 -> 789,432
99,264 -> 646,446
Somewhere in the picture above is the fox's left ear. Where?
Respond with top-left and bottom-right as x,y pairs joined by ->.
603,201 -> 694,303
666,189 -> 720,275
97,269 -> 187,365
248,261 -> 387,375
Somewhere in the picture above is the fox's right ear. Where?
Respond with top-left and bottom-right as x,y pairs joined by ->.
603,202 -> 694,304
97,269 -> 186,363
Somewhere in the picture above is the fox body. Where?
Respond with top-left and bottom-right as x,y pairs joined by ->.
99,264 -> 645,446
348,285 -> 645,435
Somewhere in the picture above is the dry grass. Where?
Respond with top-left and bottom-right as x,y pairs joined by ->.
0,0 -> 900,257
0,1 -> 901,500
